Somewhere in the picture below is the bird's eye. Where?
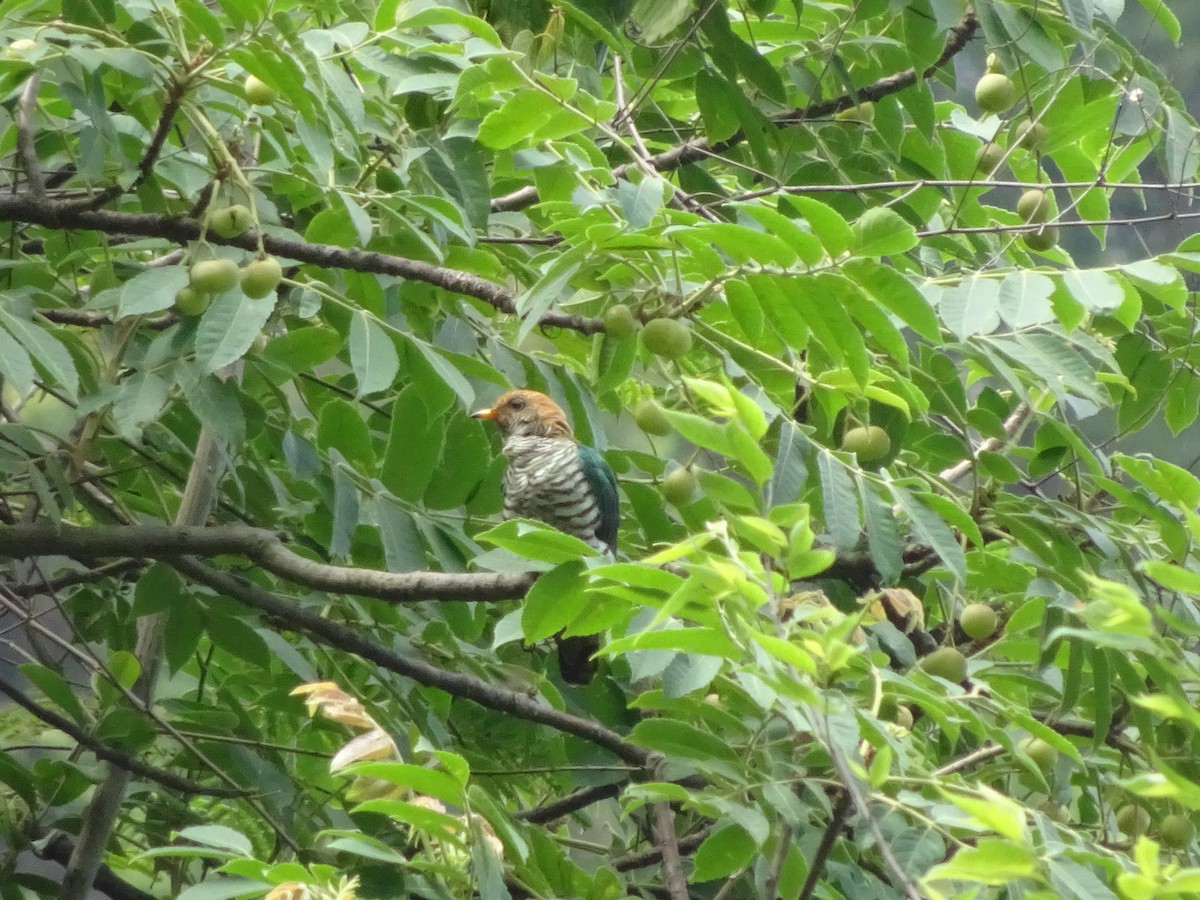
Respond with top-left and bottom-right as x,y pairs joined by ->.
508,397 -> 525,410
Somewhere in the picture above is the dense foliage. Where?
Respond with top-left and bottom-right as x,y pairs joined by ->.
2,0 -> 1200,898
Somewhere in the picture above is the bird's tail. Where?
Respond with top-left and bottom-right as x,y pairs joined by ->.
556,633 -> 600,684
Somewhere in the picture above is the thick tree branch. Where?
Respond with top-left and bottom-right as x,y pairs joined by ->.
171,556 -> 655,767
35,832 -> 157,900
0,195 -> 603,335
0,523 -> 536,602
491,11 -> 979,213
0,674 -> 241,797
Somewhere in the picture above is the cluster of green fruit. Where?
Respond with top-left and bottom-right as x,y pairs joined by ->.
973,56 -> 1057,251
175,256 -> 282,315
604,304 -> 692,360
918,603 -> 1000,682
1021,735 -> 1195,847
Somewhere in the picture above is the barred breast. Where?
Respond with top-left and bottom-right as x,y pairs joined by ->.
501,436 -> 606,551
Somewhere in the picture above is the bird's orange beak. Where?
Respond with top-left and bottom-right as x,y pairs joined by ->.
472,407 -> 496,421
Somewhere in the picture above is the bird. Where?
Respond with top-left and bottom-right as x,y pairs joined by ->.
473,389 -> 619,683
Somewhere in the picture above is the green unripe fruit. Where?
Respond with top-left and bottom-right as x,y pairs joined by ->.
1017,736 -> 1058,774
661,467 -> 697,506
835,102 -> 875,124
1024,225 -> 1059,252
986,52 -> 1004,75
1160,814 -> 1196,849
960,603 -> 998,641
6,38 -> 36,58
1115,804 -> 1151,838
206,204 -> 252,239
375,167 -> 404,192
975,73 -> 1016,114
920,647 -> 967,683
974,143 -> 1005,175
173,286 -> 210,317
640,318 -> 692,360
893,705 -> 914,729
1016,119 -> 1049,152
604,303 -> 638,338
241,256 -> 283,299
189,259 -> 240,295
244,74 -> 278,105
632,399 -> 672,436
840,425 -> 891,463
1016,189 -> 1051,224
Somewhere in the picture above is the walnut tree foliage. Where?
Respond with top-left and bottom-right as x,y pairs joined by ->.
3,0 -> 1200,897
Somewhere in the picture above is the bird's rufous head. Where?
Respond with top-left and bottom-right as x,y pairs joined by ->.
472,389 -> 573,439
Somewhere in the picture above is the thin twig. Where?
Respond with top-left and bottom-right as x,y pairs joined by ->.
490,10 -> 979,213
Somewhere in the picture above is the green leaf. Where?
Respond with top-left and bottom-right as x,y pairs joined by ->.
521,560 -> 588,641
890,484 -> 966,580
941,277 -> 1000,339
114,265 -> 189,318
478,520 -> 598,563
195,291 -> 274,373
692,823 -> 756,882
381,386 -> 446,502
846,260 -> 941,343
0,326 -> 36,396
112,372 -> 169,440
20,663 -> 88,726
347,761 -> 465,806
516,246 -> 586,343
860,481 -> 903,583
924,838 -> 1037,885
783,195 -> 853,256
851,207 -> 917,257
0,310 -> 80,400
628,718 -> 739,765
998,271 -> 1055,328
818,452 -> 861,550
348,311 -> 399,398
940,786 -> 1027,842
175,825 -> 253,856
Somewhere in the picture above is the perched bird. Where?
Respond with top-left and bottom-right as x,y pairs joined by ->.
473,389 -> 619,683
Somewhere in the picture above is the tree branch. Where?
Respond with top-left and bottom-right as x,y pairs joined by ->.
171,556 -> 654,767
798,793 -> 852,900
35,832 -> 157,900
16,72 -> 46,201
0,195 -> 603,335
614,828 -> 708,872
650,802 -> 689,900
490,10 -> 979,213
515,780 -> 627,824
0,523 -> 536,602
0,673 -> 242,797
